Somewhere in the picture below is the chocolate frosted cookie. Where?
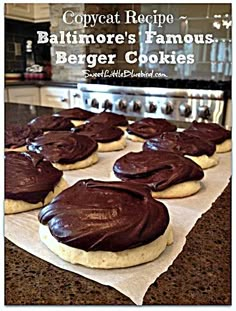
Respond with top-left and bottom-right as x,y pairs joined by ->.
88,111 -> 128,129
28,114 -> 73,132
54,108 -> 96,126
5,152 -> 67,214
112,150 -> 204,198
72,122 -> 126,152
38,179 -> 173,269
143,131 -> 218,169
184,121 -> 231,153
127,118 -> 177,142
5,124 -> 41,152
27,131 -> 98,170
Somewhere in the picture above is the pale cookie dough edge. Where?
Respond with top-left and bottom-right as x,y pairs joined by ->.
98,135 -> 127,152
216,139 -> 231,153
52,151 -> 99,171
185,152 -> 219,169
39,222 -> 173,269
5,177 -> 68,214
152,180 -> 201,199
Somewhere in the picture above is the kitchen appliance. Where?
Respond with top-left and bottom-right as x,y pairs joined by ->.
76,80 -> 230,127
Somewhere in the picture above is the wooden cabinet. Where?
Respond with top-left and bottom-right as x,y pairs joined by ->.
4,88 -> 9,102
40,87 -> 71,109
8,86 -> 40,106
33,4 -> 50,22
6,85 -> 85,109
5,3 -> 49,22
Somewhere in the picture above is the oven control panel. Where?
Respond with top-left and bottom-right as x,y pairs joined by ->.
76,84 -> 225,125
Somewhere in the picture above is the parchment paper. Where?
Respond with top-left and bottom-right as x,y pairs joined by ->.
5,141 -> 231,305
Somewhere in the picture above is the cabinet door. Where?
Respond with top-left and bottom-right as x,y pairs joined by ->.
8,87 -> 40,106
5,4 -> 49,22
69,89 -> 84,108
5,4 -> 34,21
4,88 -> 9,102
40,87 -> 70,109
33,4 -> 50,22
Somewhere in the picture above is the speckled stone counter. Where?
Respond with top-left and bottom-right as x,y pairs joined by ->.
5,103 -> 231,305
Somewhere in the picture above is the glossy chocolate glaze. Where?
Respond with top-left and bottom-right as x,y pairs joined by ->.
143,131 -> 216,156
5,124 -> 42,149
54,108 -> 95,120
28,114 -> 73,132
184,121 -> 231,144
5,152 -> 62,204
38,179 -> 170,252
113,150 -> 204,191
27,131 -> 98,164
72,122 -> 124,143
88,111 -> 128,127
127,118 -> 177,139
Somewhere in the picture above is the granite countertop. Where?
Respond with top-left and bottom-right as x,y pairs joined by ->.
4,103 -> 231,305
5,80 -> 80,88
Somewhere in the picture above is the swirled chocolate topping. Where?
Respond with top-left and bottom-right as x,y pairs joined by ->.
72,122 -> 124,143
113,150 -> 204,191
54,108 -> 96,120
5,152 -> 62,204
184,121 -> 231,144
27,131 -> 98,164
5,124 -> 42,149
38,179 -> 170,252
143,131 -> 216,156
88,111 -> 128,127
28,114 -> 73,132
127,118 -> 177,139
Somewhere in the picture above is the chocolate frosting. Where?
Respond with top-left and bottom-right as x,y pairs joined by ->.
38,179 -> 170,252
143,131 -> 216,156
72,122 -> 124,143
54,108 -> 95,120
5,124 -> 42,149
5,152 -> 62,204
184,121 -> 231,144
127,118 -> 177,139
27,131 -> 98,164
88,111 -> 128,127
28,114 -> 73,132
113,150 -> 204,191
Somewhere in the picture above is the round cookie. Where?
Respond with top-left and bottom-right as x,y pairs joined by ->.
54,107 -> 96,127
126,118 -> 177,142
28,114 -> 73,132
27,131 -> 98,170
143,131 -> 218,169
72,122 -> 126,152
184,121 -> 231,153
38,179 -> 173,269
112,150 -> 204,199
88,111 -> 128,130
5,152 -> 67,214
5,124 -> 41,152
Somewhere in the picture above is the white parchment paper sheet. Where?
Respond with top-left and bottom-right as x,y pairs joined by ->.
5,141 -> 231,305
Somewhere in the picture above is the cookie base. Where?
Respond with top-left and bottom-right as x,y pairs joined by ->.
127,133 -> 145,142
5,177 -> 68,214
185,152 -> 219,169
151,180 -> 201,199
216,139 -> 231,153
98,135 -> 126,152
52,152 -> 98,171
5,145 -> 27,152
39,222 -> 173,269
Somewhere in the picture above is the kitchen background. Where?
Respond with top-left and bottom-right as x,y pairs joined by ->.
5,3 -> 232,81
4,3 -> 232,127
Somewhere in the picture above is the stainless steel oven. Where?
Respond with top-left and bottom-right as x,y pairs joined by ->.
76,81 -> 230,128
